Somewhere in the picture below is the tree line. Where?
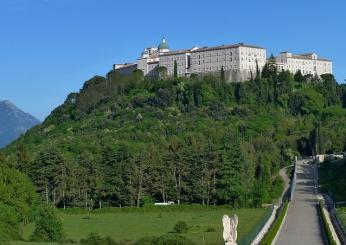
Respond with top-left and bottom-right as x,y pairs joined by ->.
2,61 -> 346,211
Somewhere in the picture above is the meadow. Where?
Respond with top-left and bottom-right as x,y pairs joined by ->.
10,206 -> 268,245
336,207 -> 346,234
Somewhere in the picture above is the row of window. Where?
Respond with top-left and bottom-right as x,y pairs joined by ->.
162,56 -> 186,62
167,70 -> 184,75
286,59 -> 330,66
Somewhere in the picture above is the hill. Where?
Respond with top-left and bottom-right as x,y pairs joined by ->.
0,100 -> 40,148
2,65 -> 346,210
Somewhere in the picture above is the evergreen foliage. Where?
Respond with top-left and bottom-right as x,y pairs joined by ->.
173,221 -> 189,233
30,205 -> 64,242
1,70 -> 345,210
0,165 -> 38,240
174,60 -> 178,78
134,235 -> 195,245
80,233 -> 119,245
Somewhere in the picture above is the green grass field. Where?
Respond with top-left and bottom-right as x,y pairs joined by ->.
336,207 -> 346,233
10,207 -> 268,245
319,158 -> 346,234
319,158 -> 346,202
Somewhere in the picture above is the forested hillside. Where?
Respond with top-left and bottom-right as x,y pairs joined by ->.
2,62 -> 346,210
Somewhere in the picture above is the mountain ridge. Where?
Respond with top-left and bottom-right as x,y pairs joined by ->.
0,100 -> 40,148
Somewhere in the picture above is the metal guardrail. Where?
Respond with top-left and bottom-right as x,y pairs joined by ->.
239,157 -> 298,245
238,205 -> 275,245
289,158 -> 297,202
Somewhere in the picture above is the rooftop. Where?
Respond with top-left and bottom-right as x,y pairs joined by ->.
159,49 -> 191,57
191,43 -> 266,52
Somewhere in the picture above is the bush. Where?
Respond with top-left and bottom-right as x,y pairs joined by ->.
0,204 -> 20,241
30,206 -> 64,242
319,202 -> 337,245
134,234 -> 195,245
206,227 -> 216,232
173,221 -> 188,233
80,233 -> 119,245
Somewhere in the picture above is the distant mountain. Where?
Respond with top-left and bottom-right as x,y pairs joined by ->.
0,100 -> 40,148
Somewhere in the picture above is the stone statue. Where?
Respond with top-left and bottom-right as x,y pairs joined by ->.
222,214 -> 238,245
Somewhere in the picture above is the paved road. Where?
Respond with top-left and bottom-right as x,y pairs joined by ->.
276,159 -> 326,245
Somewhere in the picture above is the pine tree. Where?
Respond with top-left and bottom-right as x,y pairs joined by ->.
217,135 -> 245,206
16,144 -> 30,172
220,66 -> 225,83
294,70 -> 304,87
174,60 -> 178,78
29,149 -> 64,204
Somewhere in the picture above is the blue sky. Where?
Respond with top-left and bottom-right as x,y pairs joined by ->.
0,0 -> 345,120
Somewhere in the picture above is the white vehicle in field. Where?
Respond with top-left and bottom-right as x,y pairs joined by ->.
154,201 -> 175,206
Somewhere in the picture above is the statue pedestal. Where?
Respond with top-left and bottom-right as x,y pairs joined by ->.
225,242 -> 237,245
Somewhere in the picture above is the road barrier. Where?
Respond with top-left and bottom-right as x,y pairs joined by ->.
260,202 -> 289,245
289,159 -> 297,201
237,205 -> 275,245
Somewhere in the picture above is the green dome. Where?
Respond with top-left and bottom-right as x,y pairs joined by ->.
141,48 -> 149,57
158,37 -> 169,50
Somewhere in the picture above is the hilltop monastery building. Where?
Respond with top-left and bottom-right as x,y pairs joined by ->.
113,38 -> 332,82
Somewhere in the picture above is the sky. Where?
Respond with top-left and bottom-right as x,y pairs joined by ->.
0,0 -> 345,121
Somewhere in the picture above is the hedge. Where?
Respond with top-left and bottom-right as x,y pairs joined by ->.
319,201 -> 337,245
261,202 -> 289,245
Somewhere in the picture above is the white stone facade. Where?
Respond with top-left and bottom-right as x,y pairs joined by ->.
113,38 -> 333,82
159,50 -> 191,76
275,52 -> 332,76
189,44 -> 266,81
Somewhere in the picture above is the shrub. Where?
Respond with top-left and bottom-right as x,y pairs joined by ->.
206,227 -> 216,232
80,233 -> 119,245
173,221 -> 188,233
319,202 -> 337,245
30,206 -> 64,242
0,204 -> 20,241
134,234 -> 195,245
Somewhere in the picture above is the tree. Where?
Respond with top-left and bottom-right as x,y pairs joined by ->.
29,149 -> 65,205
294,70 -> 305,87
130,147 -> 150,207
0,203 -> 20,241
0,166 -> 37,239
318,74 -> 340,106
220,66 -> 225,83
30,206 -> 64,242
16,144 -> 31,172
174,60 -> 178,78
217,135 -> 246,206
0,165 -> 37,223
158,66 -> 168,79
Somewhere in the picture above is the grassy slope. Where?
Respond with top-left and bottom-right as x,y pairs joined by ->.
336,208 -> 346,231
319,158 -> 346,232
319,158 -> 346,202
12,208 -> 266,244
